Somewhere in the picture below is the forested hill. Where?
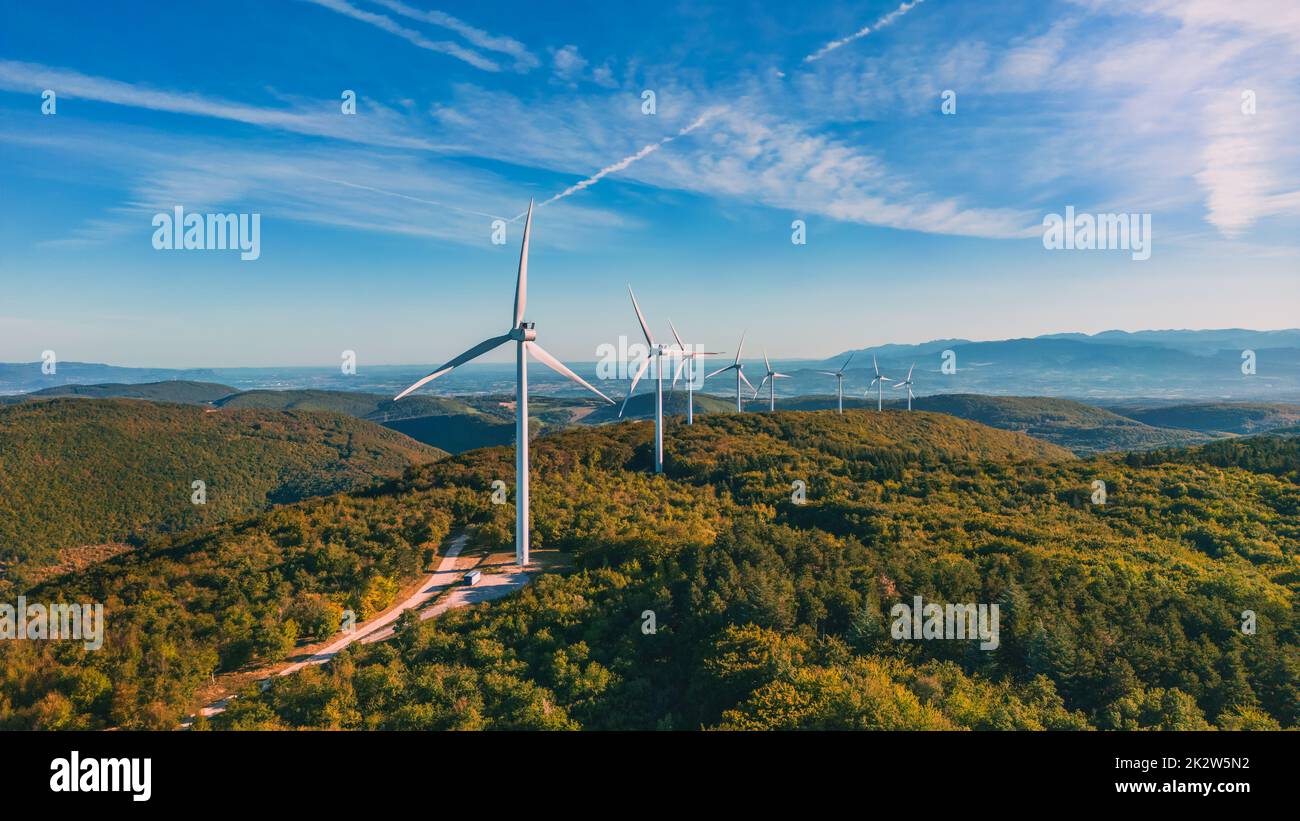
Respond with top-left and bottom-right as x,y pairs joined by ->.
11,379 -> 236,404
0,399 -> 445,584
5,409 -> 1295,731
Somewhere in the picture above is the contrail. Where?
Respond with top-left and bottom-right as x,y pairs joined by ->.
528,110 -> 721,215
804,0 -> 925,63
308,175 -> 508,220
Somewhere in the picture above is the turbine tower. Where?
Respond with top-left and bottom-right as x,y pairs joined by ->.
706,331 -> 754,412
754,349 -> 790,412
394,201 -> 613,567
868,354 -> 891,412
618,286 -> 670,473
817,352 -> 854,414
894,363 -> 916,411
667,319 -> 721,425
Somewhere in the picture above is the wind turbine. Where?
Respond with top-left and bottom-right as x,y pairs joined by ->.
667,319 -> 721,425
394,201 -> 613,567
868,354 -> 891,412
754,349 -> 790,412
893,363 -> 916,411
618,286 -> 670,473
706,331 -> 755,412
817,352 -> 854,414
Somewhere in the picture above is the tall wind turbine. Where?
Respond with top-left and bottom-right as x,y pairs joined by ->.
706,331 -> 754,412
893,363 -> 916,411
394,201 -> 613,567
868,354 -> 891,412
618,286 -> 670,473
667,319 -> 721,425
754,349 -> 790,412
817,352 -> 854,414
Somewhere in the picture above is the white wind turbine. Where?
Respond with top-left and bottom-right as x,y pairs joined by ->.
868,354 -> 891,412
754,349 -> 790,412
817,352 -> 854,414
667,319 -> 721,425
618,286 -> 671,473
706,331 -> 755,412
893,363 -> 916,411
394,201 -> 613,567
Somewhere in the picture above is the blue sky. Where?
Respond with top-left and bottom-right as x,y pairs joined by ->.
1,0 -> 1298,367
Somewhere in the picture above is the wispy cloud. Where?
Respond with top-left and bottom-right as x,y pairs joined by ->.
368,0 -> 538,69
0,60 -> 454,150
298,0 -> 501,71
804,0 -> 926,63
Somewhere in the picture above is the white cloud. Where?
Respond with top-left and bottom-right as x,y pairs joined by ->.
367,0 -> 538,69
0,60 -> 454,151
298,0 -> 500,71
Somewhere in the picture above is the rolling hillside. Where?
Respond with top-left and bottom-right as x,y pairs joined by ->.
4,380 -> 236,405
6,409 -> 1296,731
582,390 -> 739,423
1120,402 -> 1300,435
0,398 -> 445,584
908,394 -> 1206,453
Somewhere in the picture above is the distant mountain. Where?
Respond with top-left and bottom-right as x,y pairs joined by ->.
0,398 -> 445,584
1040,328 -> 1300,356
11,380 -> 236,404
823,329 -> 1300,401
0,362 -> 222,394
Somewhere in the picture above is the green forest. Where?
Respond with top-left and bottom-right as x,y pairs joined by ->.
1,409 -> 1296,730
0,399 -> 444,584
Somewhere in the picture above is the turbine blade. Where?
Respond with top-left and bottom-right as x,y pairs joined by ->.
734,330 -> 746,365
739,369 -> 755,393
763,348 -> 771,373
394,334 -> 512,399
840,352 -> 855,373
907,363 -> 915,381
628,285 -> 655,346
672,355 -> 686,390
627,353 -> 652,397
755,374 -> 770,396
816,371 -> 838,376
513,200 -> 533,327
668,317 -> 685,351
706,364 -> 734,379
525,341 -> 614,404
873,354 -> 880,377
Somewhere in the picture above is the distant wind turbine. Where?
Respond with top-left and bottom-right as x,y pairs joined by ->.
754,349 -> 791,411
817,352 -> 854,414
706,331 -> 755,412
893,363 -> 916,411
868,354 -> 891,412
394,201 -> 613,566
618,286 -> 671,473
667,319 -> 721,425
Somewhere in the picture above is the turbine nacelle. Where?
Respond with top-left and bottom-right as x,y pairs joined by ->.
509,323 -> 538,342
